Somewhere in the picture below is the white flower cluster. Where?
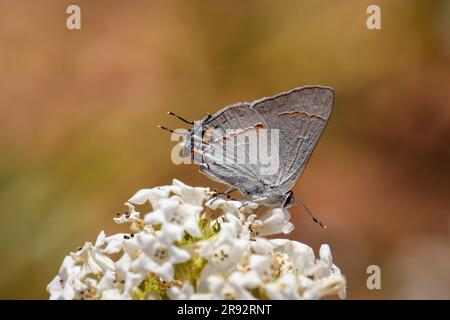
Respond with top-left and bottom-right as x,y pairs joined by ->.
47,179 -> 346,300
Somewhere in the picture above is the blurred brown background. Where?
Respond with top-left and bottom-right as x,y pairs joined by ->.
0,0 -> 449,299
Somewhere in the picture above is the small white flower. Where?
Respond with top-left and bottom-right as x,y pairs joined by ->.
47,256 -> 81,300
167,283 -> 194,300
301,274 -> 347,300
144,197 -> 202,238
128,186 -> 172,209
208,273 -> 255,300
115,252 -> 144,295
171,179 -> 210,206
101,288 -> 127,300
249,237 -> 275,255
71,232 -> 115,277
95,269 -> 134,300
196,216 -> 250,292
167,283 -> 212,300
198,219 -> 248,273
252,208 -> 294,237
232,254 -> 274,289
265,274 -> 302,300
100,233 -> 132,255
308,244 -> 347,299
96,269 -> 116,290
271,239 -> 315,273
132,225 -> 190,281
247,254 -> 274,282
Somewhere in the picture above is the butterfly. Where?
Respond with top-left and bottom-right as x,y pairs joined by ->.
160,86 -> 334,227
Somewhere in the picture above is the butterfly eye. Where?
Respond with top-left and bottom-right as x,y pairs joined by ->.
283,191 -> 295,208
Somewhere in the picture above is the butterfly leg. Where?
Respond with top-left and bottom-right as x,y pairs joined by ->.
210,185 -> 238,203
239,196 -> 267,209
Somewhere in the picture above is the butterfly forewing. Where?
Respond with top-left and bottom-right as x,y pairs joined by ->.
195,103 -> 269,196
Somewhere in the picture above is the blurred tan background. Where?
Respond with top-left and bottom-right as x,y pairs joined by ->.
0,0 -> 449,299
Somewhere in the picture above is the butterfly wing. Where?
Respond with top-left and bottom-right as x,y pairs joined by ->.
194,102 -> 270,197
252,85 -> 334,192
192,86 -> 333,197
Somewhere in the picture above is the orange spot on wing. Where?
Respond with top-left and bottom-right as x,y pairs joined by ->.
279,111 -> 326,121
219,123 -> 265,142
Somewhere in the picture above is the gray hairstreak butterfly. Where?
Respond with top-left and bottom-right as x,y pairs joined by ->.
159,85 -> 334,227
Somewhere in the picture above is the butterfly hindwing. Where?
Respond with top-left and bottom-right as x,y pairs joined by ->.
252,86 -> 334,192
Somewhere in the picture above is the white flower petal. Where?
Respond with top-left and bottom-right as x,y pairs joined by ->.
95,231 -> 106,247
97,269 -> 116,291
265,274 -> 301,300
91,250 -> 116,273
115,253 -> 133,278
271,239 -> 315,273
184,215 -> 202,238
149,260 -> 174,281
167,283 -> 194,300
101,289 -> 125,300
236,271 -> 261,289
257,208 -> 294,236
128,189 -> 153,205
319,244 -> 333,267
172,179 -> 209,206
143,208 -> 165,225
250,237 -> 275,255
169,246 -> 191,264
136,232 -> 157,255
208,273 -> 256,300
161,223 -> 184,242
129,186 -> 171,209
103,234 -> 126,255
